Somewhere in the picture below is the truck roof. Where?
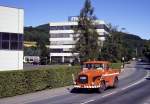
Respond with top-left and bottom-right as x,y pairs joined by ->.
84,61 -> 110,64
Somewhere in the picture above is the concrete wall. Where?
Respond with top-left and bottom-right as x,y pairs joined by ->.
0,50 -> 23,71
0,6 -> 24,71
0,6 -> 24,34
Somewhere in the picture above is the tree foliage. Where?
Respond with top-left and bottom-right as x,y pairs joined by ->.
24,24 -> 49,44
24,24 -> 50,64
143,40 -> 150,61
74,0 -> 100,62
99,25 -> 145,62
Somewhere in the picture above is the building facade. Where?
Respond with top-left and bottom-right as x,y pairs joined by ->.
0,6 -> 24,71
49,17 -> 109,63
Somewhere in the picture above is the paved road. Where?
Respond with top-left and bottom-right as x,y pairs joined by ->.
25,61 -> 149,104
88,79 -> 150,104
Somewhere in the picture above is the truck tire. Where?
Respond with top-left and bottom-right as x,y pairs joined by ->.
70,88 -> 78,93
113,77 -> 118,88
98,81 -> 106,93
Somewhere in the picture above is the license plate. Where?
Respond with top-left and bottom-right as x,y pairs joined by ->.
81,85 -> 84,88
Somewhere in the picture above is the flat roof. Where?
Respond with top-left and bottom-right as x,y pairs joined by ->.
84,61 -> 110,64
0,5 -> 23,10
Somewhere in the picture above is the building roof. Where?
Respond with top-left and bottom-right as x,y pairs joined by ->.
0,5 -> 23,10
84,61 -> 110,64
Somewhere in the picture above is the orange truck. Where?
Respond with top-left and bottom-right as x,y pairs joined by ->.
73,61 -> 120,92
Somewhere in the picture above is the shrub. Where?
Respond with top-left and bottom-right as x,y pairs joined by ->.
0,66 -> 80,98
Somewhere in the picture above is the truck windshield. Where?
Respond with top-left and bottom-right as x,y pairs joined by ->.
83,63 -> 104,70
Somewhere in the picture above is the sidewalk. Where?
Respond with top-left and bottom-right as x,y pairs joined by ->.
0,61 -> 136,104
0,86 -> 72,104
119,61 -> 136,79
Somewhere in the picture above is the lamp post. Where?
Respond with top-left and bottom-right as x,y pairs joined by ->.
122,57 -> 125,68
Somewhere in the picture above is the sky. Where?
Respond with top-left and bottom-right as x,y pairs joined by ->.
0,0 -> 150,39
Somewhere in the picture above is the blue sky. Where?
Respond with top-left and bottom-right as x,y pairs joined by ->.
0,0 -> 150,39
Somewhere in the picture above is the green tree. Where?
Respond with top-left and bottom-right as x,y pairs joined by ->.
74,0 -> 100,63
36,37 -> 49,65
24,24 -> 50,64
143,40 -> 150,61
99,23 -> 145,62
24,46 -> 40,56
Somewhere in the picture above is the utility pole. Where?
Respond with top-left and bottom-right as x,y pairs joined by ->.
122,57 -> 125,68
135,48 -> 138,57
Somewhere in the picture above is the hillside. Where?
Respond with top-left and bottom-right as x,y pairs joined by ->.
24,24 -> 49,45
99,31 -> 146,62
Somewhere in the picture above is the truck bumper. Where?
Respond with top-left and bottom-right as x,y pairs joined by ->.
74,85 -> 100,88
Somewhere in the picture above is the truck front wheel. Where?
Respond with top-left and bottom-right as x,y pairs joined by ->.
98,81 -> 106,93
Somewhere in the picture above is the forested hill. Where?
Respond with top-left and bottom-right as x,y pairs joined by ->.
24,24 -> 49,44
112,31 -> 144,48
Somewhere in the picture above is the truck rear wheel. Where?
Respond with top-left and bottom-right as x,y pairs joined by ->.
98,81 -> 106,93
113,77 -> 118,88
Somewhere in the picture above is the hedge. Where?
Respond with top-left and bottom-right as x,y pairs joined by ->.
0,66 -> 80,98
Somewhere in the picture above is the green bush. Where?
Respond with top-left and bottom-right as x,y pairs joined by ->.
111,63 -> 122,69
0,66 -> 80,98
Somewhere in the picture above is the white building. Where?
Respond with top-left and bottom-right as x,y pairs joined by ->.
0,6 -> 24,71
49,17 -> 109,63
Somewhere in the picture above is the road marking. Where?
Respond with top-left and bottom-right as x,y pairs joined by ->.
80,70 -> 148,104
145,70 -> 150,78
102,91 -> 118,98
121,78 -> 145,90
81,99 -> 95,104
121,70 -> 149,91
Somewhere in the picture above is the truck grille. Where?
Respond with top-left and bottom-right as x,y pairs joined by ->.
78,75 -> 88,84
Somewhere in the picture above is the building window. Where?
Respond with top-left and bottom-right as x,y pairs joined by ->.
10,41 -> 18,50
2,41 -> 9,49
50,25 -> 76,30
0,33 -> 1,49
51,33 -> 70,38
18,42 -> 23,50
50,24 -> 109,31
50,48 -> 63,53
11,33 -> 18,41
64,56 -> 72,63
18,34 -> 23,50
19,34 -> 23,41
2,33 -> 10,40
0,32 -> 23,50
51,56 -> 62,63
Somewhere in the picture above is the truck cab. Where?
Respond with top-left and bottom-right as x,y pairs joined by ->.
73,61 -> 120,92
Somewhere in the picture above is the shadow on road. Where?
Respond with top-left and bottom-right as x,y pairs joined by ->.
70,88 -> 98,94
144,68 -> 150,70
145,77 -> 150,80
70,87 -> 115,94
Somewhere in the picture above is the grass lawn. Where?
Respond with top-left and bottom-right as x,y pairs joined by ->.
110,63 -> 122,69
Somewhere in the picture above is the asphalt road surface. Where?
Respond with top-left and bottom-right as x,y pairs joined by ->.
26,61 -> 150,104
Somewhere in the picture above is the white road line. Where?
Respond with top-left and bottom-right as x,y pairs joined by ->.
102,91 -> 118,98
84,70 -> 148,103
80,70 -> 148,104
121,78 -> 145,90
121,70 -> 149,90
145,70 -> 150,78
80,99 -> 95,104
